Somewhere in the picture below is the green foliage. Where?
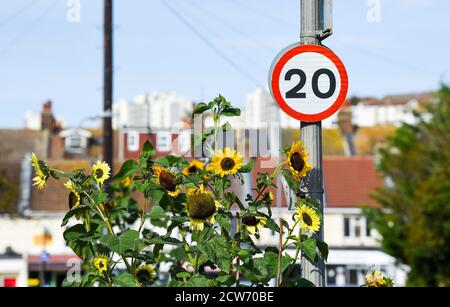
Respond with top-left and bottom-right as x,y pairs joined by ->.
365,85 -> 450,286
32,95 -> 328,288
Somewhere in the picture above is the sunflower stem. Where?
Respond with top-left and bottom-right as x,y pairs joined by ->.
276,219 -> 283,287
280,226 -> 303,287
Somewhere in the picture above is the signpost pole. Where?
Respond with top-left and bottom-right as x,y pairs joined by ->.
300,0 -> 326,287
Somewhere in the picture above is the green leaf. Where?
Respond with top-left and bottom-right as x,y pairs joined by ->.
216,214 -> 231,233
148,206 -> 166,220
176,272 -> 191,279
239,159 -> 255,173
184,274 -> 217,287
113,159 -> 139,180
91,190 -> 108,206
100,230 -> 143,254
150,189 -> 164,206
316,240 -> 329,262
265,218 -> 281,233
221,106 -> 241,117
114,273 -> 137,287
62,278 -> 81,287
63,224 -> 85,242
216,274 -> 235,286
237,249 -> 252,264
61,205 -> 89,227
301,238 -> 317,262
142,140 -> 156,157
155,155 -> 182,167
100,235 -> 121,253
296,277 -> 316,287
192,102 -> 211,116
198,236 -> 232,272
221,122 -> 232,132
282,169 -> 300,192
146,235 -> 183,246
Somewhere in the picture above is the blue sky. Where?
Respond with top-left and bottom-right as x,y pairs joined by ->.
0,0 -> 449,128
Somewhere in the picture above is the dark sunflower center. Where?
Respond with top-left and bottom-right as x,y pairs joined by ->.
68,192 -> 79,209
242,215 -> 259,227
290,152 -> 305,172
159,170 -> 177,192
187,193 -> 216,219
95,169 -> 104,179
302,212 -> 313,226
98,261 -> 105,268
220,157 -> 235,171
188,166 -> 198,173
137,270 -> 151,283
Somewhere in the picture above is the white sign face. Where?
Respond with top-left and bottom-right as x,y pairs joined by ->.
269,44 -> 348,122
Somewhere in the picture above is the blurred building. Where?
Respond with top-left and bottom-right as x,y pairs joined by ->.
112,91 -> 193,129
351,92 -> 433,127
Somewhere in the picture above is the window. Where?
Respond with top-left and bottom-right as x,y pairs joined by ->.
127,131 -> 140,152
157,131 -> 171,152
344,216 -> 371,239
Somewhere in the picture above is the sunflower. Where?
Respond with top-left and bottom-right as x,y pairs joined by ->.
92,161 -> 111,184
186,185 -> 220,231
30,153 -> 49,190
92,255 -> 109,275
136,264 -> 157,285
287,141 -> 312,180
64,180 -> 81,210
242,214 -> 267,235
183,159 -> 205,175
153,165 -> 181,197
296,205 -> 320,234
208,148 -> 244,177
121,176 -> 132,188
265,191 -> 274,203
364,270 -> 387,287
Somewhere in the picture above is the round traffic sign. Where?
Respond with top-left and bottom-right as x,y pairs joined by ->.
269,44 -> 348,122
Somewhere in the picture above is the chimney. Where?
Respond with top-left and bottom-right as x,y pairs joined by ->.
41,100 -> 55,132
338,100 -> 358,156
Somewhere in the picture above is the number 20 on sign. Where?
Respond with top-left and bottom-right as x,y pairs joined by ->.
269,44 -> 348,122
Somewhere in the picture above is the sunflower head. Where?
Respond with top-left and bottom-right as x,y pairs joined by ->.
242,214 -> 267,235
153,165 -> 180,197
92,161 -> 111,184
186,185 -> 220,231
136,264 -> 157,285
208,148 -> 244,177
287,141 -> 312,180
364,270 -> 390,287
92,255 -> 109,275
265,191 -> 274,203
30,153 -> 49,190
99,200 -> 115,212
296,205 -> 321,234
121,176 -> 132,188
183,160 -> 205,175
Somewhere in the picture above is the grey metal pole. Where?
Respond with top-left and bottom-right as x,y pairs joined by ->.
300,0 -> 326,287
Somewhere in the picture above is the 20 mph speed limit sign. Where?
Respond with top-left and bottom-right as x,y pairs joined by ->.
269,44 -> 348,122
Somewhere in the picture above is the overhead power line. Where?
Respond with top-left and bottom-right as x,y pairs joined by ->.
0,0 -> 37,28
1,0 -> 59,55
174,0 -> 268,72
160,0 -> 263,88
185,0 -> 277,53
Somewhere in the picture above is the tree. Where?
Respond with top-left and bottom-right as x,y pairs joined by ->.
365,85 -> 450,286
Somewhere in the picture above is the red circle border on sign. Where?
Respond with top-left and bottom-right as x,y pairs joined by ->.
270,44 -> 349,122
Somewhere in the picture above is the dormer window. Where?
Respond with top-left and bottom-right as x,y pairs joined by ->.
60,129 -> 92,155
